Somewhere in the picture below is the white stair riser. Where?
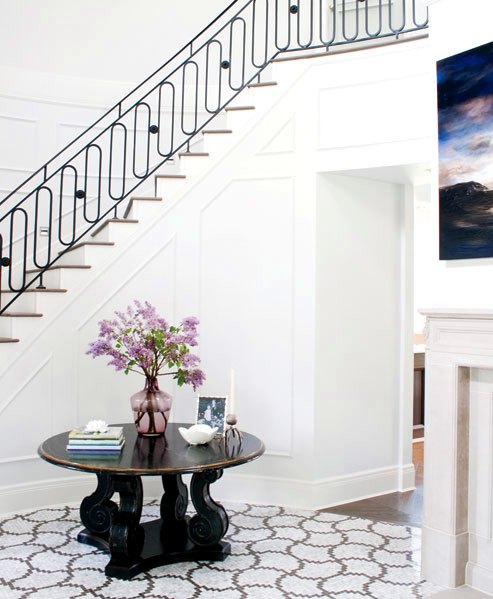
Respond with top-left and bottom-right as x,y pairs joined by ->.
0,316 -> 41,339
91,221 -> 139,243
30,268 -> 91,290
168,136 -> 206,156
1,291 -> 67,313
0,317 -> 12,337
230,84 -> 278,110
225,109 -> 256,132
155,160 -> 182,176
178,155 -> 212,178
1,292 -> 37,313
155,178 -> 187,199
126,201 -> 164,221
201,134 -> 234,156
57,245 -> 113,266
203,113 -> 228,131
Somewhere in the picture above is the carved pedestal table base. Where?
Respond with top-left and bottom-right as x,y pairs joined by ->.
38,423 -> 264,580
78,471 -> 229,579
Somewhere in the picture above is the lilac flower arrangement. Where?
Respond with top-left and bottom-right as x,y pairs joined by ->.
87,300 -> 206,391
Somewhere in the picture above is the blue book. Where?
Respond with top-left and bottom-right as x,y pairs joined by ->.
67,438 -> 122,446
67,440 -> 125,452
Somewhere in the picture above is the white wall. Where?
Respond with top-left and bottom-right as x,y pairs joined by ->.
413,0 -> 493,323
0,18 -> 434,510
315,174 -> 407,481
0,0 -> 228,84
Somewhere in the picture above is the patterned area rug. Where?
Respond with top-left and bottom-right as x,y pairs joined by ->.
0,502 -> 441,599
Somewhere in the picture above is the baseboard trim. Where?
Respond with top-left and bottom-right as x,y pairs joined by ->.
122,464 -> 415,511
422,525 -> 468,588
466,561 -> 493,595
0,474 -> 95,515
0,463 -> 415,515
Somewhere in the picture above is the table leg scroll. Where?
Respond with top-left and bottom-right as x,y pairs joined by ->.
105,475 -> 145,578
189,469 -> 229,547
160,474 -> 188,539
78,473 -> 117,549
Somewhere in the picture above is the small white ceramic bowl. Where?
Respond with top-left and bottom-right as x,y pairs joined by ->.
178,424 -> 218,445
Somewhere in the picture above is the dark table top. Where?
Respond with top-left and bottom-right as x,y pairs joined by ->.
38,423 -> 264,476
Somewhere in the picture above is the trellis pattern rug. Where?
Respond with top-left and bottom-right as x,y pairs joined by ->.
0,502 -> 441,599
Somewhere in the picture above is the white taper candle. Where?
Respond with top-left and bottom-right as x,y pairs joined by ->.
229,368 -> 235,414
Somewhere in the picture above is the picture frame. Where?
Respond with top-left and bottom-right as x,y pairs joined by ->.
437,39 -> 493,259
196,396 -> 227,434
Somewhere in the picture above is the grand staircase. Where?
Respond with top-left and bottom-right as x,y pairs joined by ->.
0,0 -> 428,345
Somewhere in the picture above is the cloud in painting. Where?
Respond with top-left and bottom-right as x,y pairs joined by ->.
468,133 -> 491,152
459,95 -> 493,122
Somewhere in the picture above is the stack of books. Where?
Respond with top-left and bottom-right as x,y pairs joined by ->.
67,426 -> 125,455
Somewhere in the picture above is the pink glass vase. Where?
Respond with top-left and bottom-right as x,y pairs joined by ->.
130,377 -> 172,436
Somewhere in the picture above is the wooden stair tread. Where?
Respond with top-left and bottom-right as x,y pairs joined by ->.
178,152 -> 210,157
0,288 -> 67,294
247,81 -> 277,88
26,265 -> 91,274
154,174 -> 186,179
25,288 -> 68,293
107,218 -> 138,223
202,129 -> 233,134
0,337 -> 19,343
1,312 -> 43,317
225,106 -> 255,111
129,197 -> 163,201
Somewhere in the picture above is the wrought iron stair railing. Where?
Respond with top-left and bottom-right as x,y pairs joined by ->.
0,0 -> 428,315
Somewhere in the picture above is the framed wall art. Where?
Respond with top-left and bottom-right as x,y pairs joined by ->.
438,39 -> 493,260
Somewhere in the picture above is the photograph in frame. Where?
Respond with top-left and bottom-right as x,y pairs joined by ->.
196,396 -> 227,433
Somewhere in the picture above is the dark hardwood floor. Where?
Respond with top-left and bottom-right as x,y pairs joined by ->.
323,441 -> 424,527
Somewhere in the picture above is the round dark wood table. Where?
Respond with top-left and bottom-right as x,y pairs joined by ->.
38,423 -> 264,579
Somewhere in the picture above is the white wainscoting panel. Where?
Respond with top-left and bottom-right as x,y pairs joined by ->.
199,177 -> 295,457
0,114 -> 39,170
318,74 -> 431,150
0,356 -> 52,460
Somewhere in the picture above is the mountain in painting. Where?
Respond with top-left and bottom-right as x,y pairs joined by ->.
440,181 -> 493,260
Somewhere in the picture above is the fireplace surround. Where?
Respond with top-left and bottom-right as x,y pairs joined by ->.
420,308 -> 493,593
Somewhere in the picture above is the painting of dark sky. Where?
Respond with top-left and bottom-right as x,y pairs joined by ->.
438,40 -> 493,260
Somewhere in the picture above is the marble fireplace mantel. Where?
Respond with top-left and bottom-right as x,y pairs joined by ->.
420,308 -> 493,594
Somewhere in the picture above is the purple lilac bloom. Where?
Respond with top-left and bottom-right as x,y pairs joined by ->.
184,368 -> 206,391
86,300 -> 205,389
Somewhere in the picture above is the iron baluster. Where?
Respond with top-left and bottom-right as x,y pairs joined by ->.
181,61 -> 200,136
252,0 -> 270,68
205,40 -> 224,114
275,0 -> 291,51
365,0 -> 383,38
229,18 -> 248,91
157,82 -> 176,158
320,0 -> 337,47
342,0 -> 360,42
389,0 -> 406,34
133,102 -> 152,179
412,0 -> 428,28
108,123 -> 128,201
